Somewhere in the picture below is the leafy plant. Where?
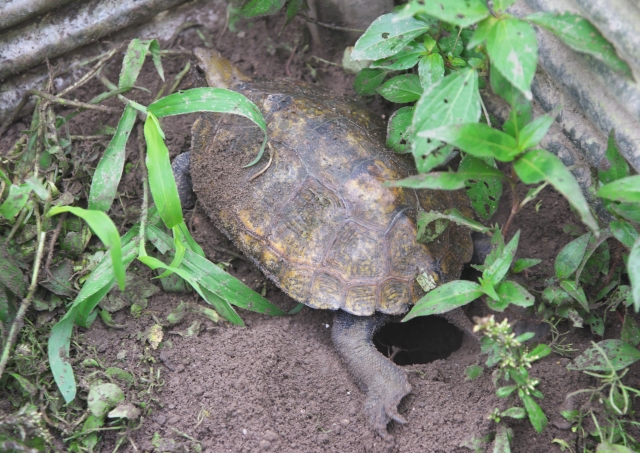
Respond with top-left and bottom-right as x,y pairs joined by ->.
474,315 -> 551,448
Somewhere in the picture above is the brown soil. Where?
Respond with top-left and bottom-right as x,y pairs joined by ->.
2,3 -> 639,453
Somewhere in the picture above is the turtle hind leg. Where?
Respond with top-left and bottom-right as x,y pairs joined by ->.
332,310 -> 411,438
171,152 -> 196,209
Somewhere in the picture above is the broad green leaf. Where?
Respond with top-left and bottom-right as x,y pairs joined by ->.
377,74 -> 423,103
595,444 -> 635,453
559,280 -> 589,311
119,39 -> 164,89
630,237 -> 640,312
586,312 -> 605,336
493,0 -> 518,12
239,0 -> 285,17
490,68 -> 533,140
438,35 -> 464,57
512,258 -> 541,273
370,41 -> 426,70
48,207 -> 125,290
397,0 -> 489,28
388,161 -> 504,191
527,12 -> 633,79
88,104 -> 137,212
494,425 -> 513,453
354,68 -> 387,96
621,314 -> 640,347
555,233 -> 591,279
466,16 -> 497,48
284,0 -> 304,27
483,230 -> 520,286
418,53 -> 445,89
597,175 -> 640,204
518,113 -> 554,151
148,88 -> 268,166
609,220 -> 638,249
411,68 -> 481,163
514,149 -> 599,234
24,176 -> 49,201
414,143 -> 456,173
144,114 -> 183,229
465,365 -> 484,381
459,154 -> 503,220
386,107 -> 413,153
496,280 -> 535,309
418,123 -> 518,161
610,201 -> 640,223
351,13 -> 431,61
527,344 -> 552,361
521,394 -> 547,433
416,209 -> 490,243
486,18 -> 537,99
404,280 -> 483,321
0,184 -> 31,219
496,385 -> 517,398
87,383 -> 124,418
502,407 -> 526,419
568,339 -> 640,371
599,131 -> 629,184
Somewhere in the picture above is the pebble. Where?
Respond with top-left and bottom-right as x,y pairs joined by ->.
259,440 -> 271,450
317,434 -> 329,445
264,430 -> 278,441
340,419 -> 350,426
174,364 -> 185,373
154,415 -> 167,426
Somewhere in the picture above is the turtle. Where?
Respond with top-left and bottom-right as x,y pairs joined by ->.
171,47 -> 483,438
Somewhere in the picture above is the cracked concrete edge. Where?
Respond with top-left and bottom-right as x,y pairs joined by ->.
511,0 -> 640,173
0,0 -> 224,124
0,0 -> 76,31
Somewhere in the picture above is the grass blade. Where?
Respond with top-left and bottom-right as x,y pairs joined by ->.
88,104 -> 137,212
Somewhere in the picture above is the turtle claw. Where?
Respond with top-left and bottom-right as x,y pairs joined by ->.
363,377 -> 411,438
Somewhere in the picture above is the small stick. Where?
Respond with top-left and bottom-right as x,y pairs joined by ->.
169,61 -> 191,94
479,95 -> 492,128
298,12 -> 365,32
27,90 -> 120,114
286,45 -> 298,78
249,144 -> 274,181
58,46 -> 120,97
44,213 -> 66,275
309,55 -> 341,67
69,134 -> 113,141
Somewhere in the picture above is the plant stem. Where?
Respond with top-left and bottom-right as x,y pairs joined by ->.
27,90 -> 120,114
502,165 -> 520,237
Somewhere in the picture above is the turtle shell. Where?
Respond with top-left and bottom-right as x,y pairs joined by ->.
190,79 -> 473,316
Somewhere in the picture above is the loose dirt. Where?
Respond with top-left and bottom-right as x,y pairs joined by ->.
2,2 -> 639,452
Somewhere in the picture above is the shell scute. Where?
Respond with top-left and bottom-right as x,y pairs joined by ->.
324,221 -> 386,280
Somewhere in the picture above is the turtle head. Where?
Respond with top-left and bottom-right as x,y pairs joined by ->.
192,47 -> 249,89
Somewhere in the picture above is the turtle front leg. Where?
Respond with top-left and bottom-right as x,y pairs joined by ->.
171,152 -> 196,209
332,311 -> 411,438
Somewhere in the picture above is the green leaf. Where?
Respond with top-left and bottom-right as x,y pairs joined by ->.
48,207 -> 125,290
119,39 -> 163,89
486,18 -> 538,99
527,344 -> 552,361
465,365 -> 484,381
518,113 -> 554,151
370,41 -> 425,70
610,201 -> 640,223
597,175 -> 640,204
621,314 -> 640,347
494,424 -> 513,453
386,107 -> 413,153
411,68 -> 481,162
490,68 -> 532,140
527,12 -> 633,79
483,230 -> 520,286
493,0 -> 518,12
144,114 -> 183,229
496,280 -> 535,309
351,13 -> 431,61
609,220 -> 638,248
398,0 -> 489,28
595,444 -> 635,453
599,131 -> 629,185
502,407 -> 526,419
559,279 -> 589,311
418,123 -> 519,161
586,312 -> 605,336
568,339 -> 640,371
88,104 -> 137,212
149,88 -> 268,167
514,149 -> 599,234
376,74 -> 423,103
555,233 -> 591,279
521,393 -> 548,433
438,35 -> 464,57
354,68 -> 387,96
459,154 -> 503,220
388,161 -> 504,191
0,244 -> 26,297
512,258 -> 541,273
403,280 -> 483,321
239,0 -> 285,17
496,385 -> 517,398
416,209 -> 491,240
87,383 -> 125,418
418,53 -> 445,89
630,237 -> 640,312
284,0 -> 304,27
0,184 -> 31,219
24,176 -> 49,201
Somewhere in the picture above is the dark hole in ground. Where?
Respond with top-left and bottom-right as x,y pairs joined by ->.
373,316 -> 463,366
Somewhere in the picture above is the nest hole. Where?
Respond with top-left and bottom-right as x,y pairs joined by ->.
373,316 -> 463,366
